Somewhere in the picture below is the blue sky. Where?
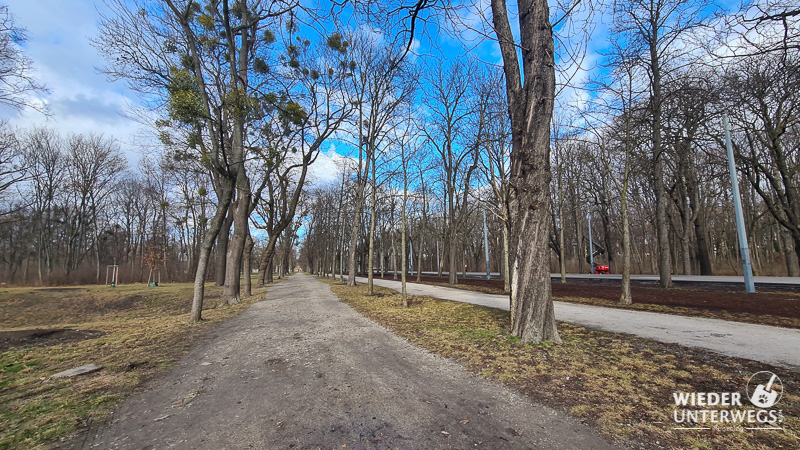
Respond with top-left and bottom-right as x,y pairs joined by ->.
1,0 -> 740,173
0,0 -> 589,166
2,0 -> 147,159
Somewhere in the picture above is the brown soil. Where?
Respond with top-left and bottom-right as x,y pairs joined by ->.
0,328 -> 105,351
374,274 -> 800,322
105,294 -> 145,311
553,280 -> 800,316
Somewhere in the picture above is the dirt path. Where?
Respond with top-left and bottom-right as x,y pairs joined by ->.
79,274 -> 612,449
356,276 -> 800,371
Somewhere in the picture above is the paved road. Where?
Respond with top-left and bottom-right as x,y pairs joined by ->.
81,274 -> 612,449
356,276 -> 800,372
550,273 -> 800,286
400,271 -> 800,286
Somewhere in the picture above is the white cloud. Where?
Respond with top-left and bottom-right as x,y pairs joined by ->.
3,0 -> 143,161
307,143 -> 359,187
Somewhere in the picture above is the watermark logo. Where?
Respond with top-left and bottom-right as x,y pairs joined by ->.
671,370 -> 784,432
747,371 -> 782,409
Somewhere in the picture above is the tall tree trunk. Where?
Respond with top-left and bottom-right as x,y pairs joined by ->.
339,220 -> 346,282
572,199 -> 584,273
215,203 -> 234,285
191,177 -> 234,323
391,232 -> 398,280
401,222 -> 407,306
22,258 -> 29,285
333,178 -> 345,280
492,0 -> 561,343
416,233 -> 423,283
787,230 -> 800,277
502,225 -> 511,292
654,162 -> 672,286
221,169 -> 251,305
694,216 -> 713,275
367,157 -> 377,295
651,35 -> 672,287
347,182 -> 366,286
242,231 -> 253,297
257,244 -> 268,285
448,232 -> 458,285
689,171 -> 712,276
401,157 -> 409,308
681,224 -> 692,275
620,196 -> 632,304
37,244 -> 43,285
267,252 -> 274,284
601,211 -> 614,273
461,248 -> 467,278
94,214 -> 101,284
557,180 -> 566,283
437,237 -> 444,276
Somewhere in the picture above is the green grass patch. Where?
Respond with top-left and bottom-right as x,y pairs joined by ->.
0,278 -> 279,449
324,279 -> 799,449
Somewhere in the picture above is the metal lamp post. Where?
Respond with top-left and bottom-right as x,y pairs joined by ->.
483,207 -> 491,279
723,113 -> 755,293
587,212 -> 594,275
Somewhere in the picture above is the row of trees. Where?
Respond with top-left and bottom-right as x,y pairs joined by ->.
87,0 -> 566,340
90,0 -> 360,322
1,0 -> 796,343
299,48 -> 798,285
299,0 -> 800,319
0,2 -> 311,320
0,126 -> 299,287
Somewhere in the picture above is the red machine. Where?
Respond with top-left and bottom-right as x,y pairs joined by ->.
583,237 -> 610,274
594,264 -> 610,274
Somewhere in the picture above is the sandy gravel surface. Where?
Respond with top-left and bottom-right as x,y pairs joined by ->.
79,274 -> 613,449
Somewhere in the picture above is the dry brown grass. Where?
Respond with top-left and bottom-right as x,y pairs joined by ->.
325,279 -> 800,449
0,278 -> 274,449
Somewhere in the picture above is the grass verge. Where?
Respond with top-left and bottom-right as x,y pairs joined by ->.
0,279 -> 272,449
324,278 -> 799,449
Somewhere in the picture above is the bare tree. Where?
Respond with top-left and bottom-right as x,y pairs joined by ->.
0,6 -> 47,113
722,52 -> 800,276
60,134 -> 126,280
343,30 -> 411,288
612,0 -> 714,288
423,58 -> 481,286
718,1 -> 800,57
96,0 -> 314,319
585,51 -> 647,304
0,121 -> 23,215
23,127 -> 62,283
490,0 -> 561,343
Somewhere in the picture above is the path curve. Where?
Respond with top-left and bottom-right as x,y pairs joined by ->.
356,276 -> 800,371
81,274 -> 612,449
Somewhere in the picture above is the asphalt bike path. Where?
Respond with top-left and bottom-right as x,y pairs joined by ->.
413,271 -> 800,286
355,276 -> 800,371
81,274 -> 613,449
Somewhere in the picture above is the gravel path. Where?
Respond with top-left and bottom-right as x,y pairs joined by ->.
80,274 -> 613,449
357,276 -> 800,371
